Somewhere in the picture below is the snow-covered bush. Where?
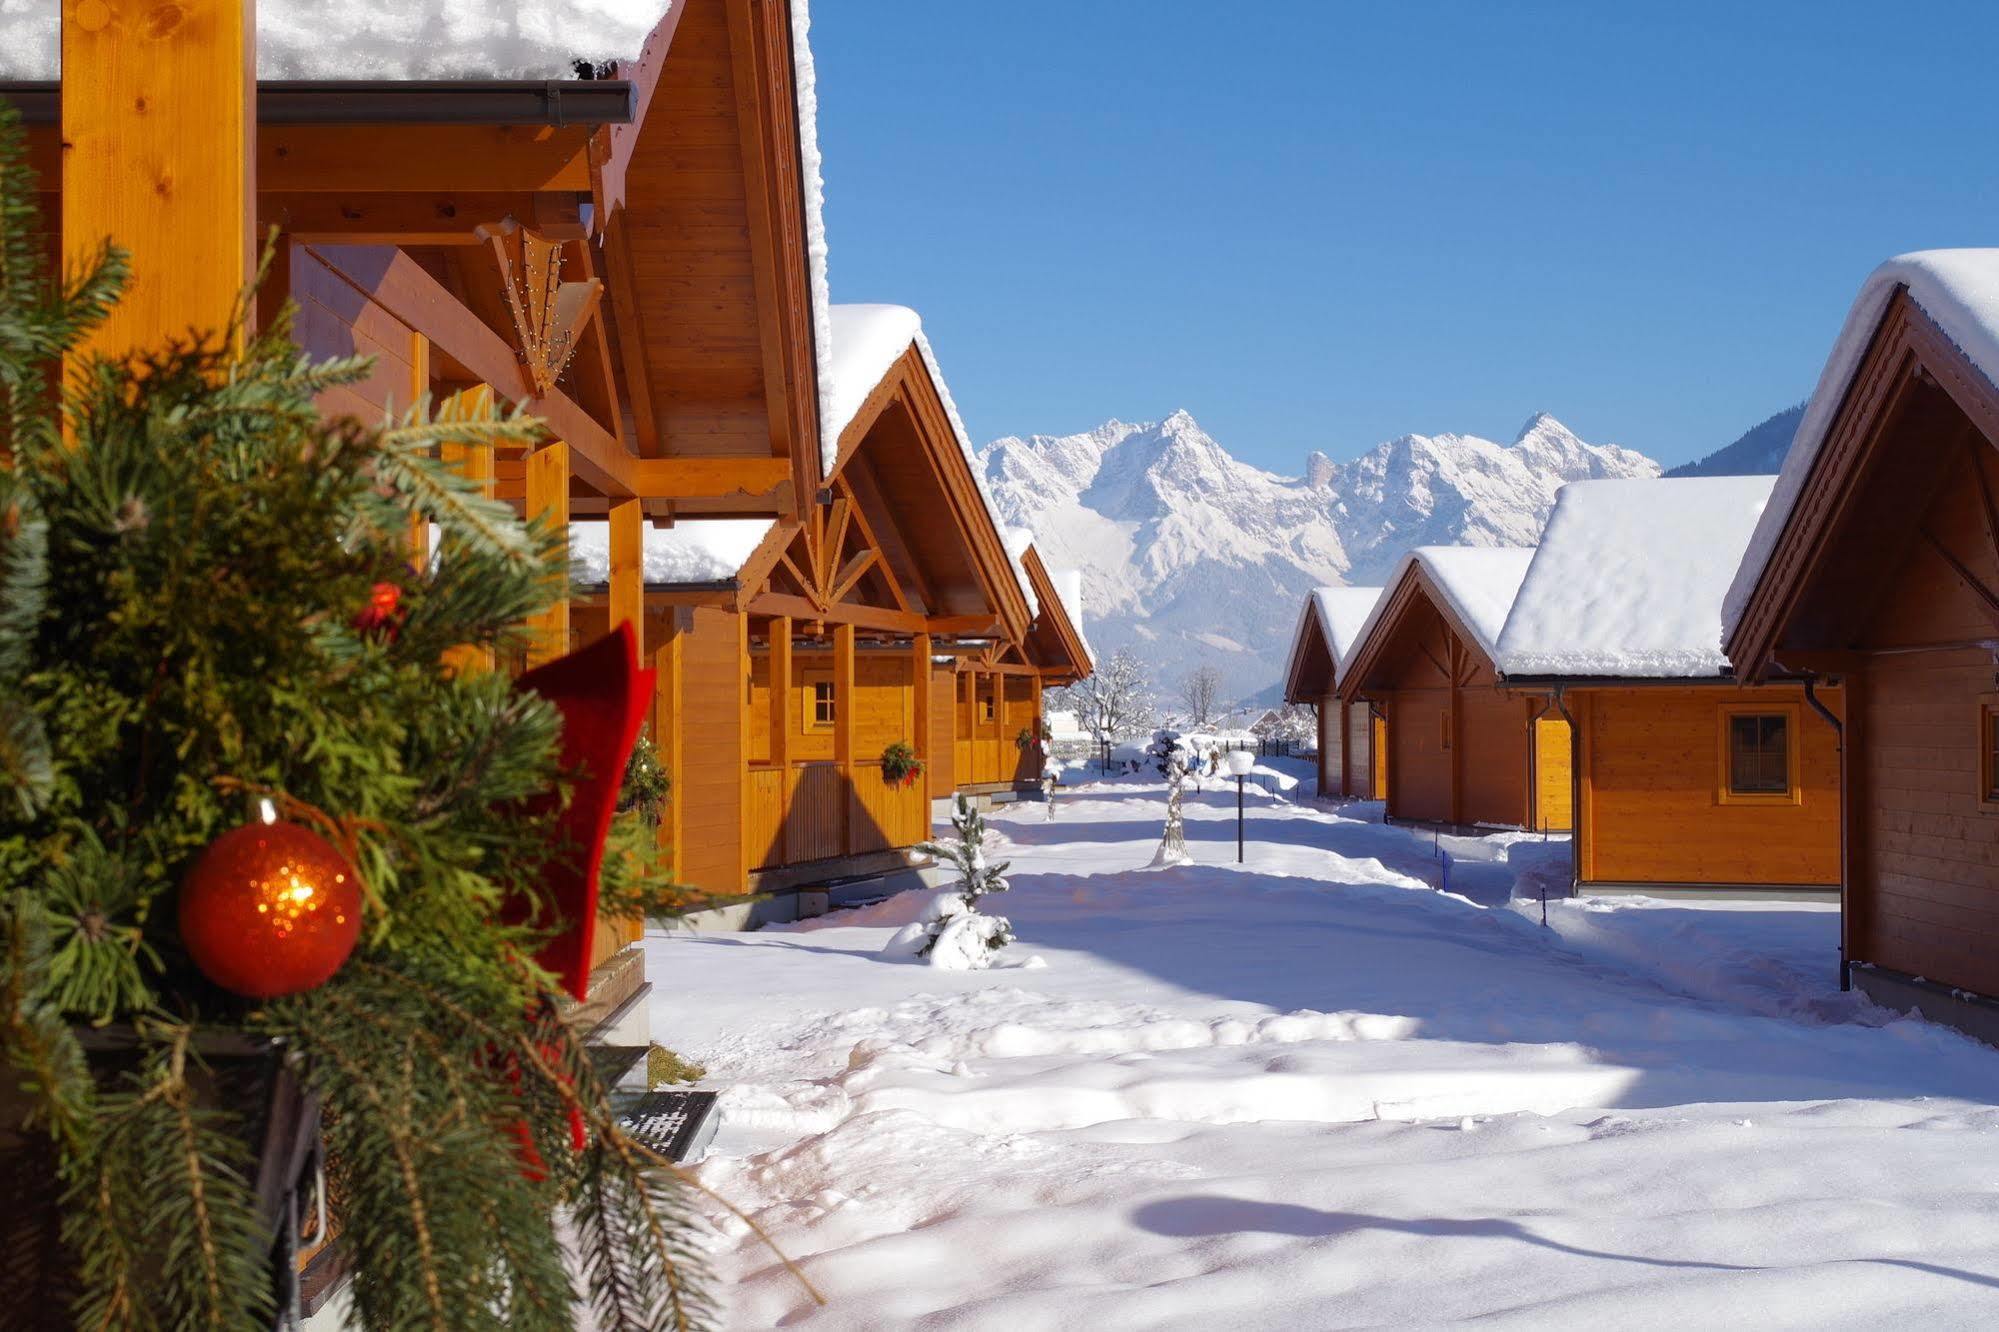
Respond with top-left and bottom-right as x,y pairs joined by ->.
1149,729 -> 1195,867
883,795 -> 1013,967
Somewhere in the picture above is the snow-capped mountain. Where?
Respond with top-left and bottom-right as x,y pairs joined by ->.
977,410 -> 1660,699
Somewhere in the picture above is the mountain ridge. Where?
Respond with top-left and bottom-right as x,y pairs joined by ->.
979,409 -> 1662,698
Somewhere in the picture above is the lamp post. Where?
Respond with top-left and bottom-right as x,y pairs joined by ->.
1226,748 -> 1255,863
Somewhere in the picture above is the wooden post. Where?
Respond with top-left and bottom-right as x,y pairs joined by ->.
607,499 -> 644,661
62,0 -> 255,362
654,627 -> 683,875
406,334 -> 432,562
987,668 -> 1005,783
525,442 -> 571,666
912,633 -> 933,810
440,410 -> 497,675
833,622 -> 855,854
769,615 -> 792,862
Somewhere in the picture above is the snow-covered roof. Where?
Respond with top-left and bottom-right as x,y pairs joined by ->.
1724,249 -> 1999,641
0,1 -> 668,78
1351,547 -> 1534,670
1284,586 -> 1383,696
788,0 -> 835,482
1497,476 -> 1775,679
569,517 -> 773,586
825,304 -> 922,453
820,302 -> 1036,614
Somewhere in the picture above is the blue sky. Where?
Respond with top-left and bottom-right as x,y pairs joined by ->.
809,1 -> 1999,472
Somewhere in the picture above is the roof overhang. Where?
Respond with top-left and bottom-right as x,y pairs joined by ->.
0,79 -> 637,126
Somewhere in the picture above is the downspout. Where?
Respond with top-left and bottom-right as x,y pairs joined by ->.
1800,674 -> 1848,991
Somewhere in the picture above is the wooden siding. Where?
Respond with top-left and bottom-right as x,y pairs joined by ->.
1460,686 -> 1532,828
675,606 -> 747,894
1388,688 -> 1452,824
1576,686 -> 1840,887
927,665 -> 958,794
1366,711 -> 1387,800
1534,716 -> 1574,833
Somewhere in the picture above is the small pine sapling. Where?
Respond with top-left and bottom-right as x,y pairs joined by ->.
882,795 -> 1013,968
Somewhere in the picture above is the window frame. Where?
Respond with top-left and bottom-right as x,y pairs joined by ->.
1715,702 -> 1802,806
803,670 -> 836,734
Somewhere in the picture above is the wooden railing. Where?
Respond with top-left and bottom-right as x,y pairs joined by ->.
744,760 -> 931,871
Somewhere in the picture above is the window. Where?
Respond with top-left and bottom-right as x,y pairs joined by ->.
1717,704 -> 1799,804
980,690 -> 995,724
804,672 -> 835,732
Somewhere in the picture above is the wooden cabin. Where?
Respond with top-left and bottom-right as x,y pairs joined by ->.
1283,587 -> 1388,800
1495,477 -> 1841,896
1338,547 -> 1570,830
1725,250 -> 1999,1028
6,0 -> 835,1016
588,304 -> 1093,907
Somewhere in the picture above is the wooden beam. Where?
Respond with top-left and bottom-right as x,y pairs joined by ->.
259,124 -> 595,193
608,498 -> 644,663
526,443 -> 572,665
260,191 -> 582,246
833,622 -> 856,854
654,628 -> 684,874
749,592 -> 925,635
828,549 -> 877,606
912,632 -> 933,771
63,0 -> 253,360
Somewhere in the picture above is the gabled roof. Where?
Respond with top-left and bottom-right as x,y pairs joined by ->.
1338,546 -> 1534,701
1725,249 -> 1999,644
1021,546 -> 1094,682
1497,476 -> 1775,680
1283,586 -> 1383,701
822,303 -> 1037,614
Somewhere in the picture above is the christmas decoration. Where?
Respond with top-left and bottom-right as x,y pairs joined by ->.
351,578 -> 404,638
617,732 -> 671,827
0,108 -> 719,1331
880,739 -> 924,788
1148,729 -> 1195,867
884,795 -> 1013,968
512,622 -> 655,1002
178,820 -> 363,997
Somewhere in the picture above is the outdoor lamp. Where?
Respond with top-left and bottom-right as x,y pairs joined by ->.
1226,749 -> 1254,862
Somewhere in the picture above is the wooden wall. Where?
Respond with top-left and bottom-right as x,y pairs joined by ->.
1575,686 -> 1839,887
1460,684 -> 1533,828
1534,716 -> 1574,833
748,651 -> 916,764
1387,686 -> 1453,824
928,665 -> 957,794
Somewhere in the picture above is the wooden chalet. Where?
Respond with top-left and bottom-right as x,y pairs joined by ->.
1282,586 -> 1387,800
1494,477 -> 1841,897
8,0 -> 839,1016
1725,249 -> 1999,1027
573,304 -> 1093,908
1337,547 -> 1571,831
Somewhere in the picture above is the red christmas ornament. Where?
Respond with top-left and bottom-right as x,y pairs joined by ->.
353,580 -> 404,639
179,821 -> 364,998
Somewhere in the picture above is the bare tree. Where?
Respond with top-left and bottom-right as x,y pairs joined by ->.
1051,649 -> 1155,757
1179,664 -> 1223,729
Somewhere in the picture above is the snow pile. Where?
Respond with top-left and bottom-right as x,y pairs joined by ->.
880,893 -> 1013,970
1726,249 -> 1999,639
567,516 -> 770,585
1496,476 -> 1776,678
651,780 -> 1999,1326
0,0 -> 672,78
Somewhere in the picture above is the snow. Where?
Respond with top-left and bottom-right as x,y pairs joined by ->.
822,304 -> 922,460
567,517 -> 771,585
1049,565 -> 1095,665
0,0 -> 671,78
789,0 -> 835,486
1348,545 -> 1534,672
1497,476 -> 1776,679
650,777 -> 1999,1326
1002,527 -> 1040,618
1725,249 -> 1999,642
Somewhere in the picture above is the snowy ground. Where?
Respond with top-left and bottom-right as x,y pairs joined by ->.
647,770 -> 1999,1329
